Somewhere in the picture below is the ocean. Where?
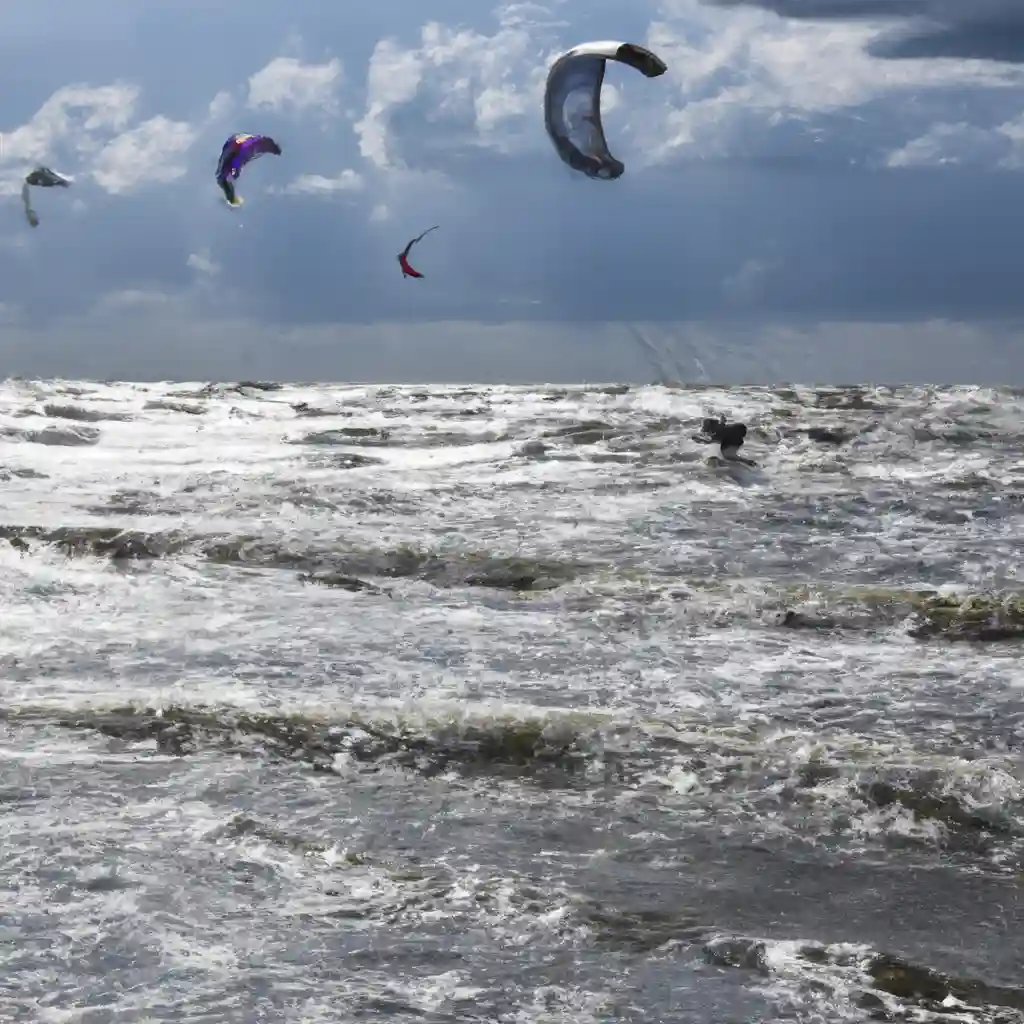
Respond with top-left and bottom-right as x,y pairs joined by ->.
1,378 -> 1022,1024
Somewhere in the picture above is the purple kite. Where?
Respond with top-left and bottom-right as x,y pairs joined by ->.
215,133 -> 282,206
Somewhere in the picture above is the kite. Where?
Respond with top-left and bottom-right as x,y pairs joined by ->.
215,133 -> 282,206
543,41 -> 667,180
21,167 -> 71,228
397,225 -> 439,279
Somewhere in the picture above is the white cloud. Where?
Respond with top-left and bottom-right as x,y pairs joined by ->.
247,56 -> 343,112
0,81 -> 221,199
0,83 -> 140,197
353,7 -> 550,170
722,256 -> 778,305
885,121 -> 1009,168
94,288 -> 174,311
187,250 -> 221,275
354,40 -> 425,168
206,90 -> 234,122
882,110 -> 1024,169
637,0 -> 1024,168
0,83 -> 139,166
278,169 -> 364,195
90,115 -> 196,194
995,112 -> 1024,168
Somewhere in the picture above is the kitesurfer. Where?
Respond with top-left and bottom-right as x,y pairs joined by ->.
694,416 -> 756,465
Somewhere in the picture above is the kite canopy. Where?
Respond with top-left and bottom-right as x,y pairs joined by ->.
397,225 -> 439,279
25,167 -> 71,189
543,41 -> 667,180
215,133 -> 282,205
21,166 -> 71,227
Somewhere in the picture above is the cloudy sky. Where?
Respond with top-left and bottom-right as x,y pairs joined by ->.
1,0 -> 1024,382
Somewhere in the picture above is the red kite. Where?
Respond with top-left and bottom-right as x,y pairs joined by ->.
398,225 -> 439,279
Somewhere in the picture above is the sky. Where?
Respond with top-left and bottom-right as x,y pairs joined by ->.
1,0 -> 1024,383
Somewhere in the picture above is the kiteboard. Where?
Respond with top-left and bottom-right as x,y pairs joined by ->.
705,454 -> 757,466
705,454 -> 763,480
708,456 -> 765,487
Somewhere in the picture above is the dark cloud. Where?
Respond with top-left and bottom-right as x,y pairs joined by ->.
708,0 -> 924,19
706,0 -> 1024,64
3,307 -> 1022,384
9,153 -> 1024,333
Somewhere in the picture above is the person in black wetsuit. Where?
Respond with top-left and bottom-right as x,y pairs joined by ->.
693,416 -> 756,465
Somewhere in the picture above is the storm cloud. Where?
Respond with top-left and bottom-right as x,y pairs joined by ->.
705,0 -> 1024,63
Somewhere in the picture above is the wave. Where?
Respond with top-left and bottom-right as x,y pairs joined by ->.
0,424 -> 100,446
4,702 -> 1020,864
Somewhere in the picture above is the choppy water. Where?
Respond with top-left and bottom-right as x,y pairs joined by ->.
1,378 -> 1023,1024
